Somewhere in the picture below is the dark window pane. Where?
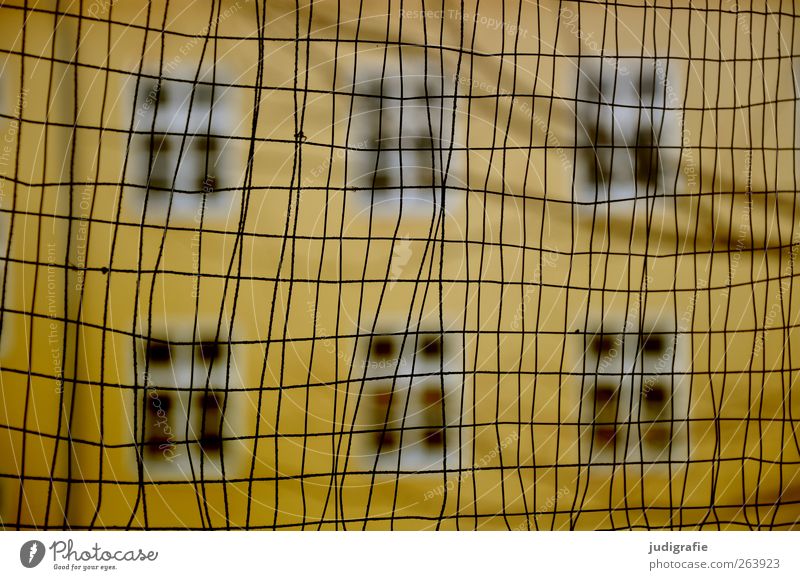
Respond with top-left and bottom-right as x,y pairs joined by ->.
145,340 -> 171,364
419,335 -> 442,360
593,425 -> 617,447
370,337 -> 395,361
369,388 -> 398,451
197,341 -> 222,364
146,135 -> 172,190
635,130 -> 659,190
420,385 -> 445,451
590,334 -> 616,358
197,391 -> 224,453
640,333 -> 665,356
145,392 -> 175,458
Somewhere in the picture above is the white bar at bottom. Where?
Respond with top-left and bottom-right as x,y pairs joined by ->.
0,531 -> 798,578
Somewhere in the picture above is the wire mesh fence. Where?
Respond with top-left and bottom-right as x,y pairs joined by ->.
0,0 -> 799,530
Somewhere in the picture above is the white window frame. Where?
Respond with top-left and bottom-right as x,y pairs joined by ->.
135,321 -> 242,479
353,326 -> 465,473
575,58 -> 682,205
347,56 -> 457,215
129,73 -> 236,218
579,320 -> 689,466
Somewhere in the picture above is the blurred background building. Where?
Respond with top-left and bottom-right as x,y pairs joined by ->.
0,0 -> 799,529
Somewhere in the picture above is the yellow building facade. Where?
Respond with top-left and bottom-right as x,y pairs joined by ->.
1,0 -> 799,530
0,5 -> 73,528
